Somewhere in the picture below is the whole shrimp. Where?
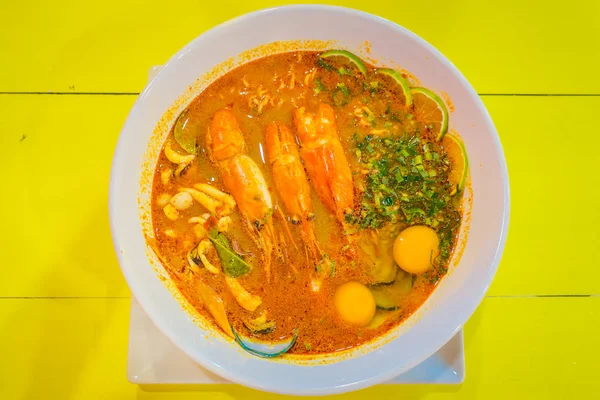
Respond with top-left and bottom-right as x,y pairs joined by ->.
207,107 -> 276,281
264,122 -> 321,261
293,103 -> 355,226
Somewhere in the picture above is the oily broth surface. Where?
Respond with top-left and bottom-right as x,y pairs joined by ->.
151,51 -> 451,354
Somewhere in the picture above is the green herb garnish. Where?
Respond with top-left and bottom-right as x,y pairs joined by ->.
317,57 -> 335,71
332,83 -> 351,106
314,78 -> 326,95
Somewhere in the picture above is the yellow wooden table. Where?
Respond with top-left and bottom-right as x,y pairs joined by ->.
1,1 -> 599,398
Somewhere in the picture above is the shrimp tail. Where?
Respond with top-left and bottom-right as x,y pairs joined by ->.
301,221 -> 321,262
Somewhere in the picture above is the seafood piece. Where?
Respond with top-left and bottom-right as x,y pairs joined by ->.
294,103 -> 355,226
189,214 -> 231,239
225,275 -> 262,312
264,123 -> 312,223
188,239 -> 221,275
164,141 -> 195,178
156,193 -> 172,208
163,204 -> 179,220
178,184 -> 236,217
265,122 -> 320,260
207,107 -> 276,281
189,217 -> 208,239
169,191 -> 193,211
216,216 -> 232,232
244,312 -> 276,334
160,167 -> 173,185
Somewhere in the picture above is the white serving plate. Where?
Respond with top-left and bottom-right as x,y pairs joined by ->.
110,5 -> 509,395
127,67 -> 464,387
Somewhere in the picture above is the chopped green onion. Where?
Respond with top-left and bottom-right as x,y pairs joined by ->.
416,165 -> 429,178
336,83 -> 351,97
338,67 -> 352,76
403,207 -> 426,219
314,78 -> 326,95
317,58 -> 335,71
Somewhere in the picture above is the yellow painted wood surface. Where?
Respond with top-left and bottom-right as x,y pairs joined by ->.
0,0 -> 598,398
0,0 -> 599,94
0,95 -> 135,298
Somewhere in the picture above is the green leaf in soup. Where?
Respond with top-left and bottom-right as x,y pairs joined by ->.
173,108 -> 198,154
208,230 -> 251,278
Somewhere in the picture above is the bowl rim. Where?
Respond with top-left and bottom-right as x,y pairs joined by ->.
109,4 -> 510,395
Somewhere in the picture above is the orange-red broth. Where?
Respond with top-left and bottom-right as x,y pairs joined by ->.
151,52 -> 460,354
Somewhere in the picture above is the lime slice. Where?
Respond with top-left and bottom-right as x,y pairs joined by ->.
377,68 -> 413,107
173,108 -> 197,154
441,133 -> 469,193
319,49 -> 367,75
411,87 -> 449,141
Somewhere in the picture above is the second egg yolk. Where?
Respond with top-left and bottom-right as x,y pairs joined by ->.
334,282 -> 376,326
393,225 -> 440,274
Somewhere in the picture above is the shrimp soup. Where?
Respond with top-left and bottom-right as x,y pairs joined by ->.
150,50 -> 468,357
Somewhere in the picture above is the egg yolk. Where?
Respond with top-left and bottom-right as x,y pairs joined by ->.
393,225 -> 440,274
334,282 -> 376,326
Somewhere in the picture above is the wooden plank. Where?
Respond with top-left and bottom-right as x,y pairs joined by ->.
0,94 -> 598,297
0,297 -> 598,398
0,0 -> 598,94
0,299 -> 134,399
483,96 -> 600,296
0,95 -> 135,298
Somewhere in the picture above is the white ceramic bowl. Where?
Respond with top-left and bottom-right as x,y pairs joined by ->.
109,5 -> 509,395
